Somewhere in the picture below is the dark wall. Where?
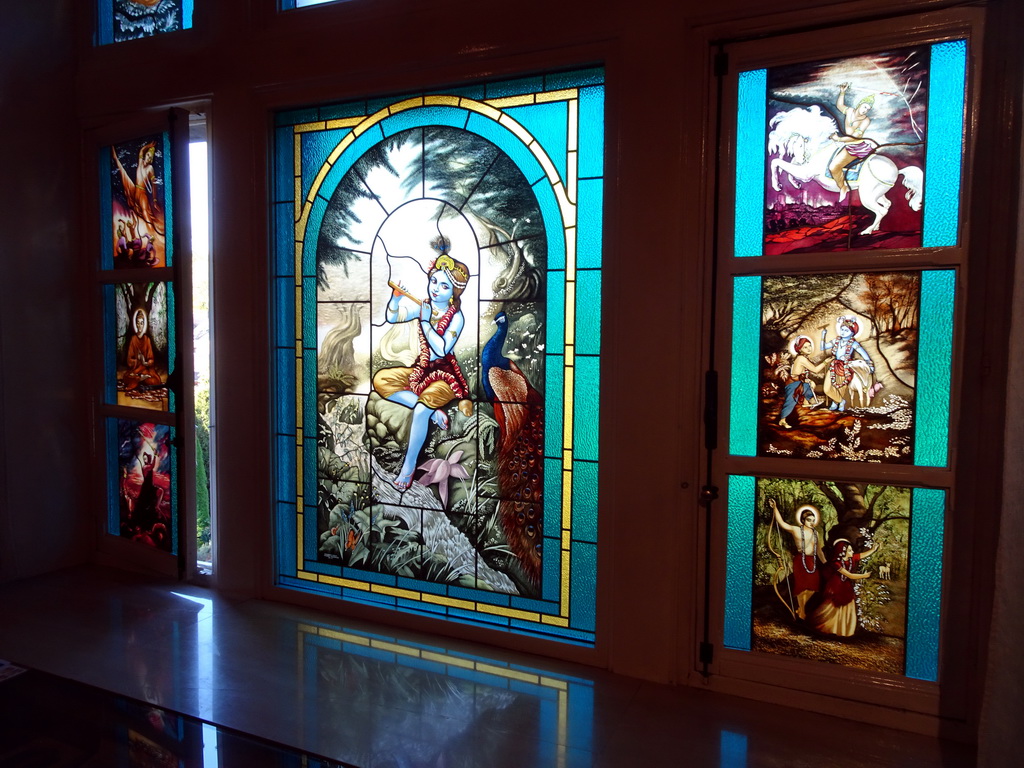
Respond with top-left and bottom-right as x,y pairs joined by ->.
0,1 -> 89,582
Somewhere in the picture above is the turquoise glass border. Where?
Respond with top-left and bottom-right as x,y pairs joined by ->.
915,270 -> 955,467
734,69 -> 767,258
723,475 -> 755,650
923,41 -> 967,248
729,276 -> 761,456
272,70 -> 604,645
906,487 -> 945,681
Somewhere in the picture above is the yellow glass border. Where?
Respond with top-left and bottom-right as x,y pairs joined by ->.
291,88 -> 582,628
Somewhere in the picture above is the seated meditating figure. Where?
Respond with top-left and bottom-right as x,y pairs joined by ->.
123,308 -> 162,391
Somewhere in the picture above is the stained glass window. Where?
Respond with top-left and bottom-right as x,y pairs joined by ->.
729,269 -> 955,465
272,68 -> 604,644
97,1 -> 194,45
107,418 -> 177,553
97,124 -> 187,559
723,475 -> 944,681
734,41 -> 967,257
721,31 -> 970,689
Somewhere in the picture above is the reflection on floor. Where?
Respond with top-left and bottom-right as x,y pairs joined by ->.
0,663 -> 350,767
0,567 -> 974,767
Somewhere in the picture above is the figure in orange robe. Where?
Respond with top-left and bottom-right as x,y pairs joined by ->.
124,309 -> 162,390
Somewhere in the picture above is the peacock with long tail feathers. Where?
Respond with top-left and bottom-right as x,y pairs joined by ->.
482,312 -> 544,586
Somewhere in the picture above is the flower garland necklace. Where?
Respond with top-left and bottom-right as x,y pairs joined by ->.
799,526 -> 816,573
839,552 -> 854,581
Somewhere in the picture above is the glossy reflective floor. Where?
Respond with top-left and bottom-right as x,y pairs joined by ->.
0,567 -> 973,767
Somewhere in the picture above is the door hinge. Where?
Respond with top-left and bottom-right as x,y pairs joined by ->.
700,641 -> 715,665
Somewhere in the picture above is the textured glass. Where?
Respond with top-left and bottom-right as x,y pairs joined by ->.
578,85 -> 606,180
575,270 -> 602,353
576,179 -> 604,270
381,107 -> 468,136
544,356 -> 565,458
923,41 -> 967,247
574,356 -> 600,461
735,70 -> 767,258
916,270 -> 955,466
729,276 -> 761,455
906,488 -> 945,681
573,461 -> 598,543
571,542 -> 598,631
546,270 -> 566,354
505,101 -> 568,181
724,475 -> 755,650
301,129 -> 352,199
273,70 -> 604,645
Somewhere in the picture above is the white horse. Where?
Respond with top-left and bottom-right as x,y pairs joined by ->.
768,107 -> 924,236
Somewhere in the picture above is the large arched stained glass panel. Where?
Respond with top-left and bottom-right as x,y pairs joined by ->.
272,69 -> 605,644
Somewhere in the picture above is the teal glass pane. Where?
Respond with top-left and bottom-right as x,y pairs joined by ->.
570,541 -> 598,631
545,270 -> 566,355
504,101 -> 568,182
915,270 -> 955,466
301,129 -> 352,201
275,501 -> 297,575
729,276 -> 761,455
574,356 -> 600,461
923,41 -> 967,248
724,475 -> 755,650
274,203 -> 294,277
572,461 -> 598,543
381,107 -> 468,136
486,76 -> 546,99
735,70 -> 767,258
576,179 -> 604,270
543,458 -> 562,531
578,85 -> 605,179
275,436 -> 296,502
102,286 -> 117,404
906,488 -> 945,681
274,346 -> 295,434
534,181 -> 565,269
575,270 -> 601,355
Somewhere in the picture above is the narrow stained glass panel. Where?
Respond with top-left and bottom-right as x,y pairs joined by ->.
108,417 -> 176,553
97,1 -> 194,46
272,70 -> 605,644
112,282 -> 173,412
107,134 -> 172,269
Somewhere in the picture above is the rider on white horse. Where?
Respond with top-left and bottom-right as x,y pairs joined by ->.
828,84 -> 877,202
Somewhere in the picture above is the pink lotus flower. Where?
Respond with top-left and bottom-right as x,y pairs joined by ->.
416,450 -> 469,508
